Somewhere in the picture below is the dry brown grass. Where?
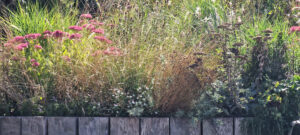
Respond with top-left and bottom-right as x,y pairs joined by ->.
153,48 -> 220,113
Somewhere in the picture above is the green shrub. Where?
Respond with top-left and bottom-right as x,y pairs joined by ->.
245,75 -> 300,135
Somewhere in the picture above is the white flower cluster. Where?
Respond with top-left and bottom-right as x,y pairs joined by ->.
111,85 -> 154,116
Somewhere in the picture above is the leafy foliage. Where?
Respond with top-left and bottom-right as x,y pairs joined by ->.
245,75 -> 300,135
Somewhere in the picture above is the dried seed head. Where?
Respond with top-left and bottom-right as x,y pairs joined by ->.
235,55 -> 247,60
233,42 -> 243,47
224,23 -> 231,26
218,24 -> 228,29
218,23 -> 231,29
264,33 -> 271,37
264,36 -> 272,41
229,48 -> 239,56
193,52 -> 206,56
234,22 -> 243,27
253,36 -> 263,41
212,33 -> 222,37
262,29 -> 273,33
188,63 -> 199,69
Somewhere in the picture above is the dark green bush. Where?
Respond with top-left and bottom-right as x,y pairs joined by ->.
245,75 -> 300,135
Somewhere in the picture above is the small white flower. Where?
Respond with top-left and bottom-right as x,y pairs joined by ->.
195,7 -> 201,17
202,17 -> 210,22
175,19 -> 180,24
292,7 -> 300,11
241,6 -> 245,13
296,19 -> 300,25
292,120 -> 300,126
237,16 -> 242,23
168,0 -> 172,6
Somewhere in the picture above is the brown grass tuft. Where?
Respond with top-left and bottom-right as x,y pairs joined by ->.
154,49 -> 220,113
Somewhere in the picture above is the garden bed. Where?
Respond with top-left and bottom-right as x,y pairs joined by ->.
0,1 -> 299,135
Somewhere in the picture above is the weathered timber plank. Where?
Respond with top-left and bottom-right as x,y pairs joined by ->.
110,117 -> 139,135
170,118 -> 201,135
22,116 -> 46,135
48,117 -> 76,135
78,117 -> 109,135
0,117 -> 21,135
141,118 -> 169,135
235,118 -> 248,135
203,118 -> 233,135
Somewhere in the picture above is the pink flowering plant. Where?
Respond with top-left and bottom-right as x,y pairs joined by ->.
1,13 -> 130,105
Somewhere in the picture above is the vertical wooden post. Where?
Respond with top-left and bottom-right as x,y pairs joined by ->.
141,118 -> 169,135
170,118 -> 201,135
78,117 -> 109,135
22,116 -> 46,135
203,118 -> 233,135
48,117 -> 77,135
0,117 -> 21,135
110,117 -> 139,135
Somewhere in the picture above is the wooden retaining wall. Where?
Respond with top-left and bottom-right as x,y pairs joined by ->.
0,117 -> 247,135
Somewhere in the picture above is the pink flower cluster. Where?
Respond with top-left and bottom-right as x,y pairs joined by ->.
14,36 -> 25,42
290,26 -> 300,33
80,14 -> 107,32
7,36 -> 26,43
4,43 -> 12,47
69,26 -> 83,31
52,30 -> 64,38
43,30 -> 71,39
80,14 -> 93,19
89,20 -> 104,26
69,33 -> 82,40
62,56 -> 71,62
94,36 -> 113,44
30,59 -> 40,67
83,24 -> 96,31
25,33 -> 41,40
15,43 -> 29,51
92,29 -> 104,34
91,50 -> 101,56
43,30 -> 52,38
34,45 -> 43,49
103,47 -> 122,56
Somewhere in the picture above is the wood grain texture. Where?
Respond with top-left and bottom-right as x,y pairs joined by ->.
110,117 -> 139,135
48,117 -> 77,135
141,118 -> 169,135
0,117 -> 21,135
170,118 -> 201,135
22,117 -> 46,135
79,117 -> 109,135
234,118 -> 247,135
203,118 -> 233,135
